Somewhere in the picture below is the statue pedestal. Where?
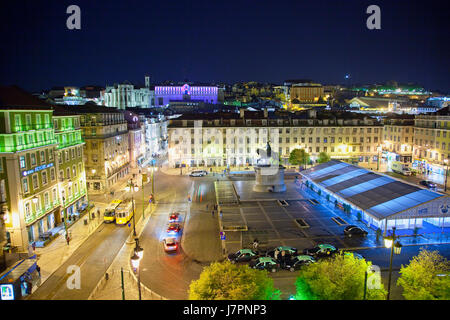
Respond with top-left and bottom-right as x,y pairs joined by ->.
253,165 -> 286,193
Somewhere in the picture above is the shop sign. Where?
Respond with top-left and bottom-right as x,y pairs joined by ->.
0,284 -> 15,300
22,163 -> 54,177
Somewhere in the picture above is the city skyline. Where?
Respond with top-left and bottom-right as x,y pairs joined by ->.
1,0 -> 449,93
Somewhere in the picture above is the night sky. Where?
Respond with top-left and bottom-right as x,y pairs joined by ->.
1,0 -> 449,93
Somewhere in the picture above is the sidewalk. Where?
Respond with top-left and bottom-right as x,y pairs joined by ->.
32,210 -> 104,290
88,203 -> 165,300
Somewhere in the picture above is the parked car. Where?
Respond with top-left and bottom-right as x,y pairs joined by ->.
169,212 -> 180,222
227,249 -> 259,263
189,170 -> 208,177
420,180 -> 437,189
163,237 -> 178,252
249,257 -> 280,272
344,251 -> 364,260
344,225 -> 368,237
284,255 -> 316,272
303,244 -> 338,258
266,246 -> 298,260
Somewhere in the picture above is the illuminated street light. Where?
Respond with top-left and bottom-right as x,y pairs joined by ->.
126,179 -> 138,236
384,227 -> 402,300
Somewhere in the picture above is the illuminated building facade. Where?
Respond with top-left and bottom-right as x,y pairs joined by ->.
289,83 -> 324,104
104,78 -> 153,109
0,87 -> 60,250
52,111 -> 87,229
76,107 -> 130,193
167,110 -> 382,169
382,118 -> 414,163
413,111 -> 450,176
154,83 -> 218,107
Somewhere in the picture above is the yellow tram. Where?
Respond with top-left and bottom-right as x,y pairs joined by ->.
103,199 -> 122,223
115,199 -> 134,225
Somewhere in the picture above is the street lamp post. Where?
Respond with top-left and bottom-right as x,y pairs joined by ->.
444,158 -> 448,192
384,226 -> 402,300
377,145 -> 382,171
125,179 -> 139,236
131,237 -> 144,300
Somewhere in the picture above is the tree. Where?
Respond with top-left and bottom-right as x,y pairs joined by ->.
189,261 -> 281,300
317,152 -> 331,164
397,249 -> 450,300
295,252 -> 386,300
289,149 -> 310,169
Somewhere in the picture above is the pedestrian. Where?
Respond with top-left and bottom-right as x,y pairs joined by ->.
36,265 -> 41,278
32,241 -> 36,251
211,210 -> 215,217
281,250 -> 286,267
253,239 -> 259,252
66,234 -> 70,246
274,249 -> 279,261
206,203 -> 209,211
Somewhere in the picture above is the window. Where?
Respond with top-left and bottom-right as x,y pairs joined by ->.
52,189 -> 57,204
31,153 -> 36,166
25,114 -> 31,128
42,171 -> 48,185
34,197 -> 40,212
59,170 -> 64,179
49,149 -> 53,161
72,165 -> 77,177
50,168 -> 55,181
44,192 -> 49,208
25,202 -> 31,219
40,151 -> 45,163
66,168 -> 71,180
20,156 -> 26,169
23,178 -> 29,193
32,174 -> 38,189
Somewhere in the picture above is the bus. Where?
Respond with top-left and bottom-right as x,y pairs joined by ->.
103,199 -> 122,223
115,199 -> 134,226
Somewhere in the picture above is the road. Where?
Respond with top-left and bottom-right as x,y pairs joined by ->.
30,171 -> 163,300
137,174 -> 220,299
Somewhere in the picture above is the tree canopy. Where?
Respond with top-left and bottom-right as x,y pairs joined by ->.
317,152 -> 331,163
289,148 -> 310,167
189,261 -> 281,300
295,252 -> 386,300
397,249 -> 450,300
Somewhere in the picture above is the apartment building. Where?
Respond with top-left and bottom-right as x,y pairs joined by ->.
167,109 -> 383,169
71,105 -> 130,193
52,109 -> 87,227
382,118 -> 415,163
0,87 -> 59,249
413,108 -> 450,175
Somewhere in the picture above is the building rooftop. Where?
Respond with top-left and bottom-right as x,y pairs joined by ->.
0,86 -> 54,110
300,160 -> 445,220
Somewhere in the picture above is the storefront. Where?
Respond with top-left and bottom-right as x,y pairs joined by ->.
412,159 -> 445,176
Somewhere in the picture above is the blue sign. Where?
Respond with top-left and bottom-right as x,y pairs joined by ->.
22,163 -> 54,177
0,284 -> 14,300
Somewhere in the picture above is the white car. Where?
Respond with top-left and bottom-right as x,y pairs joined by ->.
163,237 -> 178,252
189,170 -> 207,177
